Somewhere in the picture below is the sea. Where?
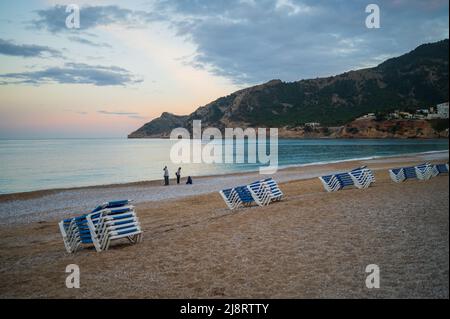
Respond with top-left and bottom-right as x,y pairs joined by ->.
0,138 -> 448,194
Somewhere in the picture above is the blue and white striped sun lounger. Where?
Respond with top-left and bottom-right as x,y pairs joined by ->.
389,167 -> 406,183
415,163 -> 434,180
247,178 -> 283,206
59,214 -> 92,254
86,205 -> 142,252
59,200 -> 142,253
389,163 -> 434,182
220,186 -> 255,210
431,163 -> 449,177
220,178 -> 283,210
349,168 -> 376,189
58,200 -> 124,254
319,167 -> 375,192
219,188 -> 239,210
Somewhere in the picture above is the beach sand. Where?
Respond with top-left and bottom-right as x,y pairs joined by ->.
0,152 -> 448,298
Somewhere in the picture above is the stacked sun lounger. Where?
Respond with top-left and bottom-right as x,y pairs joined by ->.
86,205 -> 142,252
431,163 -> 449,177
59,200 -> 142,253
390,162 -> 448,182
389,163 -> 434,183
220,178 -> 283,210
247,178 -> 283,206
319,166 -> 375,192
59,214 -> 93,254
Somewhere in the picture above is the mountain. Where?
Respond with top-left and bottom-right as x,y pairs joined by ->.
129,39 -> 449,138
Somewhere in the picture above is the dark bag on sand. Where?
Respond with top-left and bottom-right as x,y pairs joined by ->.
186,176 -> 193,185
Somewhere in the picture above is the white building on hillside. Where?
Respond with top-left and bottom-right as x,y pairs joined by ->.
304,122 -> 321,128
437,102 -> 449,119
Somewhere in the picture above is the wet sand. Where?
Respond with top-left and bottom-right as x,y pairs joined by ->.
0,153 -> 448,298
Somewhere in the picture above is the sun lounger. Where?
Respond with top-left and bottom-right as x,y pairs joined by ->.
389,167 -> 406,183
220,185 -> 255,210
319,167 -> 375,192
220,178 -> 283,210
86,205 -> 142,252
349,168 -> 376,189
247,178 -> 283,206
389,163 -> 433,182
263,178 -> 284,201
59,214 -> 92,254
235,186 -> 256,208
59,200 -> 138,253
220,188 -> 238,210
431,163 -> 449,177
415,163 -> 434,180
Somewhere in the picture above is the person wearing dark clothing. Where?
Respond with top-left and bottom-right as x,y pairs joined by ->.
176,167 -> 181,184
186,176 -> 193,185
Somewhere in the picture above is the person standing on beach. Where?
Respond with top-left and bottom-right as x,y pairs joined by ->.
176,167 -> 182,184
163,166 -> 169,186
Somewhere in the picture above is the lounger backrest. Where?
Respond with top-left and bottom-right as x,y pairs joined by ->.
263,178 -> 283,197
335,172 -> 354,187
221,188 -> 233,198
248,180 -> 263,190
321,175 -> 333,183
235,186 -> 254,203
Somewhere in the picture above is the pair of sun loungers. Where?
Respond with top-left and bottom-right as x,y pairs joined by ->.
59,200 -> 143,253
219,168 -> 372,209
319,166 -> 376,192
220,178 -> 283,210
389,162 -> 449,183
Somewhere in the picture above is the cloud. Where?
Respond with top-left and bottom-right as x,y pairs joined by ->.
65,109 -> 88,115
98,110 -> 145,119
98,110 -> 139,115
67,36 -> 112,48
30,1 -> 449,85
0,62 -> 142,86
152,0 -> 449,84
32,4 -> 159,33
275,0 -> 313,15
0,38 -> 62,58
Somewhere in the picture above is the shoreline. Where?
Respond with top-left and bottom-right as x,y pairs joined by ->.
0,150 -> 448,226
0,149 -> 448,200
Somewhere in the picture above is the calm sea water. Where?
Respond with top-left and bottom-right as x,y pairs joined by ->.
0,138 -> 448,194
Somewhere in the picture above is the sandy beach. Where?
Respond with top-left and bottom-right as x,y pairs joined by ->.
0,151 -> 448,298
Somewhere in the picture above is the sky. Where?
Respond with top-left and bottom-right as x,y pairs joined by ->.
0,0 -> 448,138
